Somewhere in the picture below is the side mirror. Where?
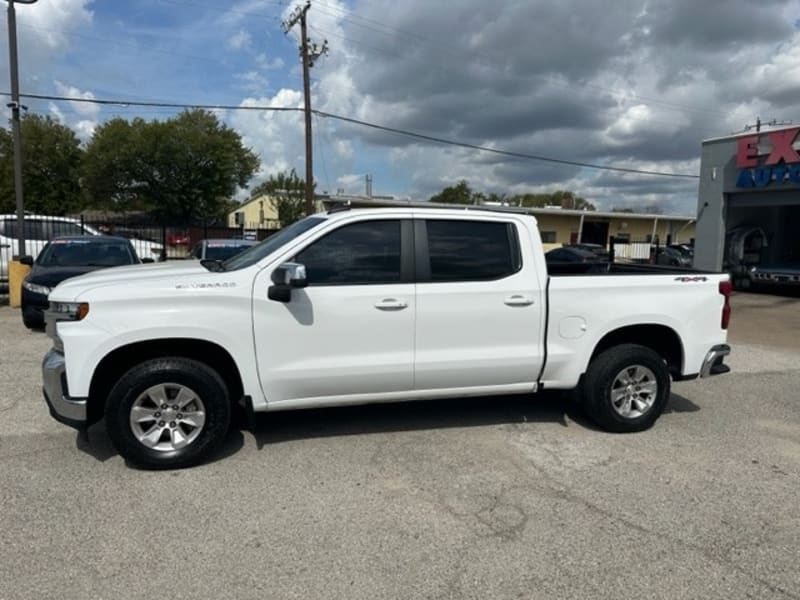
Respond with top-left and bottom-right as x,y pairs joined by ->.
16,255 -> 34,267
141,258 -> 155,264
268,262 -> 308,302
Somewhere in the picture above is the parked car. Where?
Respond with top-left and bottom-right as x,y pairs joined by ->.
669,243 -> 694,257
749,263 -> 800,287
42,205 -> 732,469
110,227 -> 159,244
189,238 -> 257,261
21,236 -> 142,329
167,231 -> 191,246
545,246 -> 605,263
1,214 -> 163,288
725,226 -> 768,289
656,246 -> 693,267
568,243 -> 610,260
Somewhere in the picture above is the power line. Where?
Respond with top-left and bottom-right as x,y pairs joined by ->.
5,92 -> 302,112
315,111 -> 700,179
1,91 -> 700,179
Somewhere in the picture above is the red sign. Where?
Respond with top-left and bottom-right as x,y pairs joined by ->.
736,127 -> 800,168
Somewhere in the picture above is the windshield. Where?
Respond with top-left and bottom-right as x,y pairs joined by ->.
37,239 -> 136,267
222,216 -> 326,270
205,243 -> 255,261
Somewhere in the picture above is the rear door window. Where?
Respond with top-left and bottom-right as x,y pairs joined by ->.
0,219 -> 48,240
423,219 -> 520,282
45,221 -> 87,238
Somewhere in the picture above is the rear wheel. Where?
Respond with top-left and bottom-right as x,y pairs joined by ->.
582,344 -> 671,432
105,357 -> 231,469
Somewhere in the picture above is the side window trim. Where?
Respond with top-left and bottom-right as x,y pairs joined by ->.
413,219 -> 430,281
508,222 -> 522,272
400,219 -> 415,282
415,218 -> 523,283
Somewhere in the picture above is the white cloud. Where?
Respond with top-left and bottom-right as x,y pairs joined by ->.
255,54 -> 285,70
17,0 -> 93,50
228,30 -> 253,51
234,71 -> 270,93
0,1 -> 93,97
48,102 -> 66,124
48,87 -> 97,142
74,120 -> 97,141
229,91 -> 306,189
53,81 -> 100,118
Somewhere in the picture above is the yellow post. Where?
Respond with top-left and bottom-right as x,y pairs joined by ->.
8,259 -> 31,308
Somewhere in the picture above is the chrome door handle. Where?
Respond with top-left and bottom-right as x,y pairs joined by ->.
374,298 -> 408,310
504,295 -> 534,307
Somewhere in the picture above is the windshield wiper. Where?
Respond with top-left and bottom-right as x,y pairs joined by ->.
200,259 -> 226,272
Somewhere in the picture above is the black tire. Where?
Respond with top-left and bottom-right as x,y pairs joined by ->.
22,314 -> 44,330
105,357 -> 231,469
732,277 -> 751,291
582,344 -> 671,433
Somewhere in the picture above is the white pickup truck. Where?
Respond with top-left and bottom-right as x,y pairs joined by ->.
42,205 -> 732,469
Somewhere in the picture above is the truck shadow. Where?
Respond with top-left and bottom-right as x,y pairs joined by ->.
741,287 -> 800,299
247,391 -> 700,449
74,392 -> 700,465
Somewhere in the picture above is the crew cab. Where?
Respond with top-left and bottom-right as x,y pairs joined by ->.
41,205 -> 732,469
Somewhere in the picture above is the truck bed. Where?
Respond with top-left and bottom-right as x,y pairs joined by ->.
547,262 -> 715,276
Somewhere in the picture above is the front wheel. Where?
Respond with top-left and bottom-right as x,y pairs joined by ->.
105,357 -> 231,469
582,344 -> 671,432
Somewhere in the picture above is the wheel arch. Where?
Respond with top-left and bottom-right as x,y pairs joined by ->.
589,324 -> 684,377
87,338 -> 244,425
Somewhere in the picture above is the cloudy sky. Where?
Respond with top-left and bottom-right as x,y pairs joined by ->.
2,0 -> 800,215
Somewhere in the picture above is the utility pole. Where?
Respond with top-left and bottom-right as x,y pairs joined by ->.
283,2 -> 328,216
5,0 -> 37,257
365,174 -> 372,198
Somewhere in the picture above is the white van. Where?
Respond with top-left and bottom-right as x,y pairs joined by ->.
0,214 -> 163,287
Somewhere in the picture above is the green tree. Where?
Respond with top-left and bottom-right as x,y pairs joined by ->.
511,190 -> 595,211
429,180 -> 479,204
0,114 -> 83,215
78,117 -> 142,213
612,205 -> 662,214
249,168 -> 311,227
82,109 -> 259,221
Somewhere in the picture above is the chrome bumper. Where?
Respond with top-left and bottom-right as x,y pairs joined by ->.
700,344 -> 731,378
42,348 -> 87,428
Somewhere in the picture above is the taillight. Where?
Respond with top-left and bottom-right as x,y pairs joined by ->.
719,280 -> 732,329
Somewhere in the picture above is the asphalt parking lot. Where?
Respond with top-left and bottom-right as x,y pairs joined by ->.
1,293 -> 798,600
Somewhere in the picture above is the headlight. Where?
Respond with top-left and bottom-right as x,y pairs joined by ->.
22,281 -> 52,295
49,301 -> 90,321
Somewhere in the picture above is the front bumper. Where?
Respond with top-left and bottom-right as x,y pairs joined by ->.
21,288 -> 49,325
42,348 -> 87,429
700,344 -> 731,378
751,271 -> 800,285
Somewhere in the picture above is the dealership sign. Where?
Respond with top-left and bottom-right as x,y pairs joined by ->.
735,127 -> 800,188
